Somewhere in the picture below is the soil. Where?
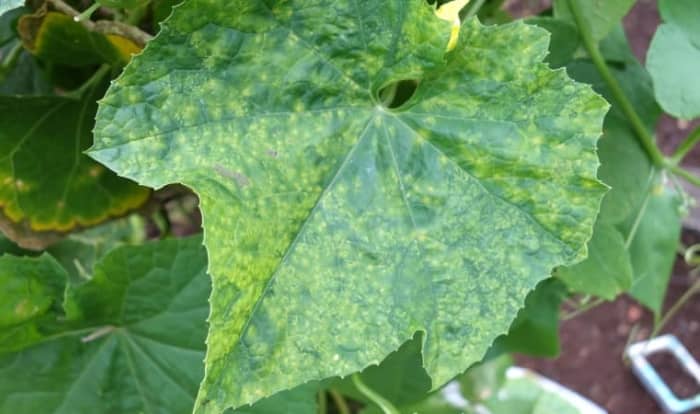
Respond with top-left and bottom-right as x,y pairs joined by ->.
510,1 -> 700,413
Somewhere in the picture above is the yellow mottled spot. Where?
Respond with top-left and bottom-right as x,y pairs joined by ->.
15,179 -> 28,191
89,165 -> 103,177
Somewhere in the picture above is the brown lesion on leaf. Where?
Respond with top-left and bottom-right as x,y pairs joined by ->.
0,188 -> 152,251
214,164 -> 250,188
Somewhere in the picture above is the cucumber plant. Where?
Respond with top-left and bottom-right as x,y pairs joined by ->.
0,0 -> 698,413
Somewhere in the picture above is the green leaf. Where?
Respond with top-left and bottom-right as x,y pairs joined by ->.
491,279 -> 567,357
18,11 -> 139,67
0,237 -> 315,414
0,237 -> 317,414
0,0 -> 23,17
458,354 -> 512,403
553,0 -> 635,44
556,221 -> 632,299
628,188 -> 683,316
331,335 -> 431,410
647,0 -> 700,119
0,238 -> 210,414
526,17 -> 580,68
558,27 -> 669,302
91,2 -> 608,410
0,253 -> 68,352
0,82 -> 150,250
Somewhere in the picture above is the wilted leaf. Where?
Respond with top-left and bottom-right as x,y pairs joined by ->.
91,1 -> 607,411
628,188 -> 682,316
557,221 -> 632,299
18,10 -> 138,67
0,82 -> 149,249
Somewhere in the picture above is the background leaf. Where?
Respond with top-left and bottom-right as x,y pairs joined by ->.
556,221 -> 632,299
553,0 -> 635,44
647,0 -> 700,119
18,10 -> 138,67
91,1 -> 607,411
0,253 -> 68,352
628,189 -> 683,316
0,82 -> 149,249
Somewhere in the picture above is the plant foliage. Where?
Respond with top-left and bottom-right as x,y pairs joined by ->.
0,0 -> 697,413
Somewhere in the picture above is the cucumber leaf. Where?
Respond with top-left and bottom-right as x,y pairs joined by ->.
0,82 -> 149,249
91,1 -> 608,411
0,238 -> 317,414
647,0 -> 700,119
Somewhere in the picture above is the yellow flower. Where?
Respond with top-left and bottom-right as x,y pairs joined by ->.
435,0 -> 471,52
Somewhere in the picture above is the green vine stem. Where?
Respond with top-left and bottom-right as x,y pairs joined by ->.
669,164 -> 700,187
671,126 -> 700,164
651,276 -> 700,338
352,374 -> 400,414
565,0 -> 666,168
73,2 -> 101,22
65,64 -> 111,99
328,389 -> 351,414
464,0 -> 487,20
317,390 -> 327,414
48,0 -> 153,46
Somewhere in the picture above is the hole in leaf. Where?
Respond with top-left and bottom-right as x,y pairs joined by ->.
378,79 -> 419,109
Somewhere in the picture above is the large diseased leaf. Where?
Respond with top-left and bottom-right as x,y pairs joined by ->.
647,0 -> 700,119
0,83 -> 149,249
90,1 -> 608,411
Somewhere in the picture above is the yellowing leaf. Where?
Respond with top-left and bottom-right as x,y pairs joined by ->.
91,1 -> 608,412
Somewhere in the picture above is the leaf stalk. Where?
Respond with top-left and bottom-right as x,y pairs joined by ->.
671,125 -> 700,164
352,374 -> 400,414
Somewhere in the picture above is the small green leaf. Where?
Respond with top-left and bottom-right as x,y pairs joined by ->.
91,1 -> 608,410
526,17 -> 580,68
0,83 -> 150,250
491,279 -> 567,357
0,253 -> 68,353
557,221 -> 632,299
458,354 -> 512,403
647,0 -> 700,119
331,335 -> 431,409
628,189 -> 683,316
553,0 -> 635,44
